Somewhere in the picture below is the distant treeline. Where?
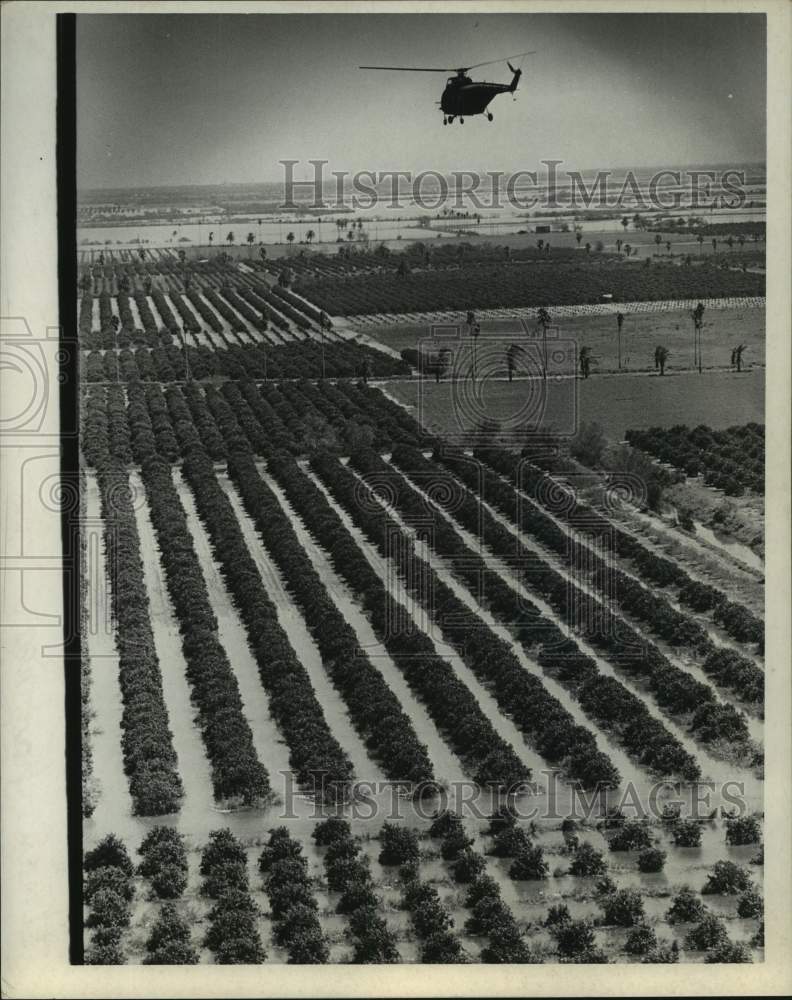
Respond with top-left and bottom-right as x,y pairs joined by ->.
688,221 -> 765,237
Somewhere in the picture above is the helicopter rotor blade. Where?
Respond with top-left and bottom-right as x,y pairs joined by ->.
463,50 -> 536,72
359,65 -> 453,72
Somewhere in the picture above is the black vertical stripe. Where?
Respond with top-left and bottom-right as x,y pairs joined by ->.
56,11 -> 83,966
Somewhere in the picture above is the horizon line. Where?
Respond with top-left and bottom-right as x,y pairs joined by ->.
78,160 -> 768,196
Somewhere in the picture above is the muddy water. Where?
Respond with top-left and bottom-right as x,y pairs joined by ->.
83,474 -> 135,833
694,521 -> 764,575
629,503 -> 764,587
395,464 -> 764,813
218,470 -> 382,785
145,295 -> 164,330
257,464 -> 467,786
425,814 -> 762,962
128,469 -> 216,833
127,295 -> 143,330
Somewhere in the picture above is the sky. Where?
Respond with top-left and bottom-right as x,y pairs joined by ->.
76,12 -> 767,190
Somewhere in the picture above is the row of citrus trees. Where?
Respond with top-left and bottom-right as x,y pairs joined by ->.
84,831 -> 194,965
83,812 -> 762,963
293,259 -> 765,316
107,376 -> 619,791
382,446 -> 752,764
345,446 -> 703,782
439,447 -> 764,697
146,378 -> 622,790
626,424 -> 764,497
84,389 -> 183,816
227,449 -> 435,786
82,337 -> 408,383
483,443 -> 764,650
300,450 -> 624,789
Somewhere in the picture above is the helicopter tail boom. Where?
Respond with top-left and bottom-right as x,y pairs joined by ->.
507,62 -> 522,91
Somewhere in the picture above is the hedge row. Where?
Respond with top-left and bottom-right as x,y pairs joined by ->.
432,812 -> 540,963
476,443 -> 764,654
179,447 -> 354,800
393,446 -> 747,768
95,458 -> 183,814
84,834 -> 135,964
200,829 -> 266,963
313,817 -> 400,963
439,447 -> 764,703
227,450 -> 435,786
357,445 -> 702,781
309,449 -> 623,789
259,828 -> 329,963
269,451 -> 531,790
140,457 -> 271,804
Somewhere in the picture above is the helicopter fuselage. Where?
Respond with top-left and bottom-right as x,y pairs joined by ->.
440,68 -> 521,122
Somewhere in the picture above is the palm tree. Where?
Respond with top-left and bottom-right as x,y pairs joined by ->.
585,242 -> 591,254
726,236 -> 734,252
623,244 -> 632,257
306,229 -> 315,244
712,237 -> 718,253
690,302 -> 705,371
259,246 -> 267,262
616,238 -> 623,254
579,345 -> 592,379
666,240 -> 672,254
738,234 -> 746,250
654,233 -> 663,254
697,234 -> 704,256
616,312 -> 625,369
536,307 -> 551,379
226,232 -> 235,245
537,239 -> 544,251
655,345 -> 669,375
621,215 -> 629,233
286,231 -> 295,245
575,232 -> 583,246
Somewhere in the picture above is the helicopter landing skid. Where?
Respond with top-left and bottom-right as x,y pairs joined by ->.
442,113 -> 492,124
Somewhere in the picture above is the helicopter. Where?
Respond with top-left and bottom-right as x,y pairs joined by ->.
360,51 -> 534,124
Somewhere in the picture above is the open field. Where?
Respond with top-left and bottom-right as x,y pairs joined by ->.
362,306 -> 766,375
381,369 -> 765,442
